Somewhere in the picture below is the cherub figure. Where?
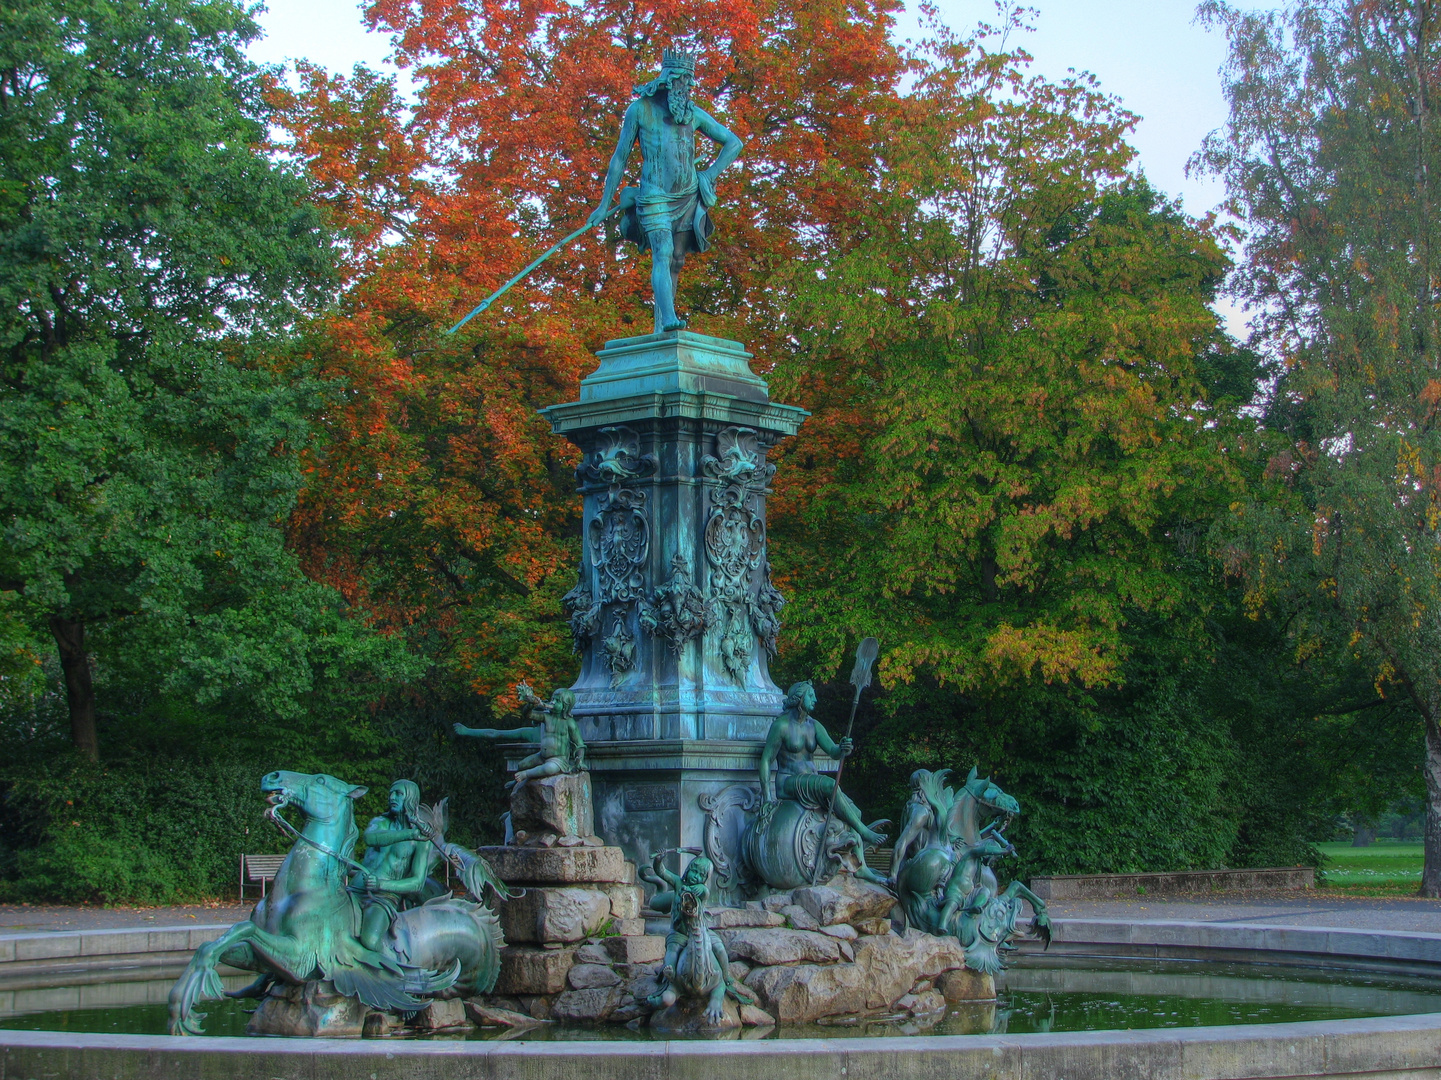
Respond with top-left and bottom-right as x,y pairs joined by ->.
639,849 -> 754,1022
453,683 -> 585,791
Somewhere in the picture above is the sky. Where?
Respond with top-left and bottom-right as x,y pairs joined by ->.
245,0 -> 1248,217
244,0 -> 1260,332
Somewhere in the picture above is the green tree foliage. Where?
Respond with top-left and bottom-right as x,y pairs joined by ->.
0,0 -> 415,762
765,20 -> 1280,871
1197,0 -> 1441,893
0,0 -> 432,900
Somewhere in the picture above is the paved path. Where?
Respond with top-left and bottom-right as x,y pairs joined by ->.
0,903 -> 252,933
1050,891 -> 1441,933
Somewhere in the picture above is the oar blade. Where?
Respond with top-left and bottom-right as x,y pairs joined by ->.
849,636 -> 880,691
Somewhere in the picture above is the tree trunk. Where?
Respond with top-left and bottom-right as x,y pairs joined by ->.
48,615 -> 98,761
1421,716 -> 1441,896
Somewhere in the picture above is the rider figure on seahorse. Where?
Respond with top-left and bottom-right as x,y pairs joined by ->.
167,771 -> 507,1036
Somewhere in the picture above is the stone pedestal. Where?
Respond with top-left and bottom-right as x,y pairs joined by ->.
479,841 -> 655,1001
539,331 -> 808,895
509,772 -> 599,847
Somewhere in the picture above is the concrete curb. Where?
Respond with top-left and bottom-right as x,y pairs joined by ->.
0,924 -> 228,979
1035,918 -> 1441,974
1031,868 -> 1316,900
0,919 -> 1439,1079
2,1013 -> 1441,1080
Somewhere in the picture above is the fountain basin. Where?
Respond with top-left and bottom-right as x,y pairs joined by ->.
4,918 -> 1441,1079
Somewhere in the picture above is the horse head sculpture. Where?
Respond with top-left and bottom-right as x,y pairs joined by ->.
168,771 -> 503,1036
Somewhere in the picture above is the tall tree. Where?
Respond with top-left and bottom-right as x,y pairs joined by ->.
1197,0 -> 1441,893
0,0 -> 403,758
761,17 -> 1263,867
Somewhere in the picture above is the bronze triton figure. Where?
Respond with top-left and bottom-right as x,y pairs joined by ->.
448,47 -> 743,336
588,47 -> 744,334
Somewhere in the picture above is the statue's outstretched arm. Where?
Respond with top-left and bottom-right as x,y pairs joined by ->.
651,853 -> 683,888
589,102 -> 640,226
453,723 -> 545,743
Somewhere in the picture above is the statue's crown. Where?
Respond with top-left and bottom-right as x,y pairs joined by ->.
661,47 -> 696,75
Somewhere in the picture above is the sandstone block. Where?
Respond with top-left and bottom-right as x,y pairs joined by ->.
937,967 -> 996,1002
908,988 -> 947,1015
551,985 -> 623,1023
611,996 -> 647,1023
717,927 -> 842,966
853,918 -> 892,936
739,1004 -> 776,1027
361,1011 -> 405,1037
626,972 -> 663,1002
781,904 -> 821,931
247,980 -> 367,1037
518,995 -> 555,1019
741,928 -> 968,1023
709,907 -> 786,929
575,942 -> 611,964
744,962 -> 869,1023
407,997 -> 468,1030
727,960 -> 751,982
500,886 -> 610,943
795,876 -> 896,926
613,917 -> 646,936
568,963 -> 622,990
465,1001 -> 545,1028
603,934 -> 666,964
599,882 -> 644,919
820,923 -> 858,940
494,945 -> 576,995
476,846 -> 631,885
510,772 -> 594,841
851,930 -> 966,1010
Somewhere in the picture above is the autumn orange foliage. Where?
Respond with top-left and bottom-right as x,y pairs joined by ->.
273,0 -> 911,698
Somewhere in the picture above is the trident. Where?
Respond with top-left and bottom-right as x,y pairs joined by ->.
810,636 -> 880,886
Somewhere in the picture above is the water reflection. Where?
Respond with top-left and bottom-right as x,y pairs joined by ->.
1,956 -> 1438,1040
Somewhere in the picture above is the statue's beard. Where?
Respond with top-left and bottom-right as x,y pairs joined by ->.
667,77 -> 693,125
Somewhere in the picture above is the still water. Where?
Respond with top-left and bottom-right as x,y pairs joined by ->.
2,955 -> 1439,1040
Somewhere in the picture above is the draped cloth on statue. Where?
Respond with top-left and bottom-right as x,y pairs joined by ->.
618,182 -> 716,252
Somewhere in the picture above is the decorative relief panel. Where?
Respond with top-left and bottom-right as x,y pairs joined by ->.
579,425 -> 656,486
701,427 -> 780,682
560,579 -> 600,654
590,487 -> 649,606
639,554 -> 709,651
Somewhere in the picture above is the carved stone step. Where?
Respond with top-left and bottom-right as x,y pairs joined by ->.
494,945 -> 577,995
477,845 -> 634,885
499,886 -> 613,943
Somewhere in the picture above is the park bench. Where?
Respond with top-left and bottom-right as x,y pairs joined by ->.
239,853 -> 286,900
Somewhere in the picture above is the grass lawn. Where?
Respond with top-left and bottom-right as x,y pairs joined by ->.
1317,839 -> 1423,893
